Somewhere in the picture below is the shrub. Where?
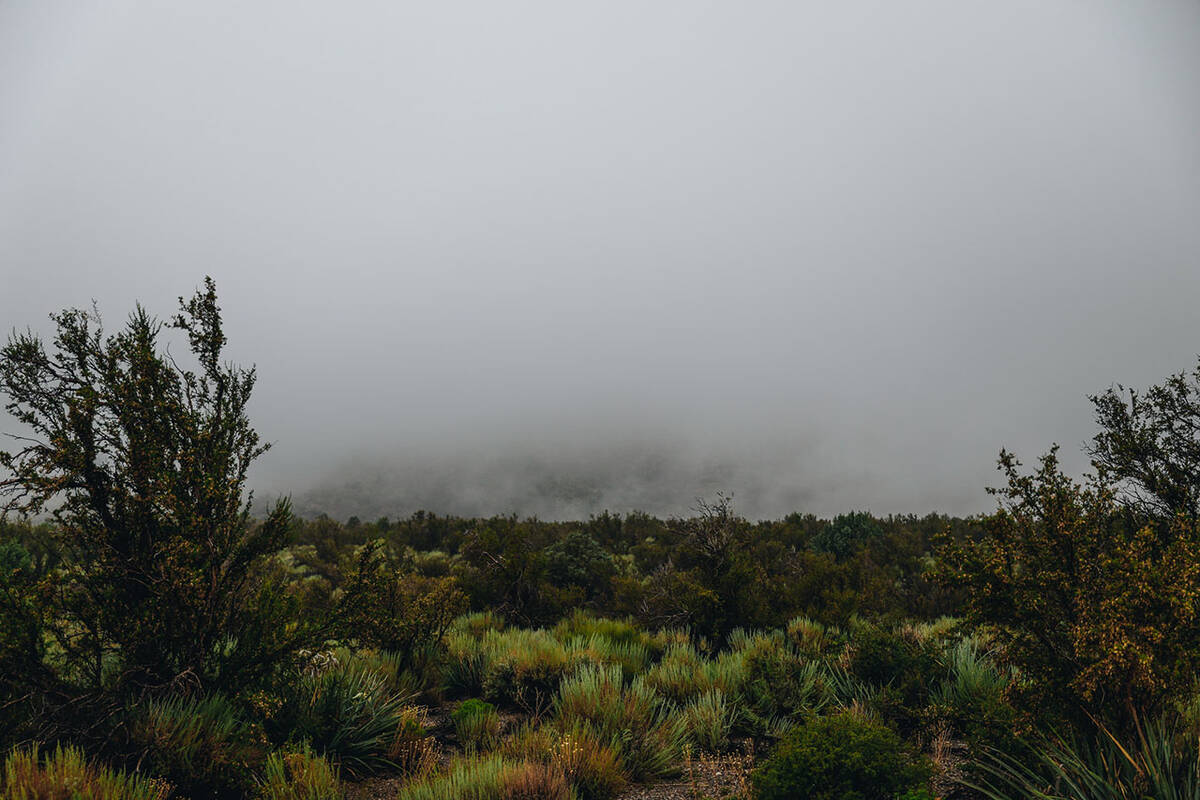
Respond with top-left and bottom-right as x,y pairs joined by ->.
257,745 -> 342,800
810,512 -> 883,560
453,699 -> 502,752
939,443 -> 1200,728
3,743 -> 171,800
269,659 -> 421,777
846,622 -> 938,735
750,712 -> 933,800
0,538 -> 44,747
337,541 -> 467,670
125,693 -> 261,798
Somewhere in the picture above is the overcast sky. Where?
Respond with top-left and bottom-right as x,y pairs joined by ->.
2,2 -> 1199,520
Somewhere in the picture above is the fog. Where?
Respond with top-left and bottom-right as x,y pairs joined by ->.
2,2 -> 1199,520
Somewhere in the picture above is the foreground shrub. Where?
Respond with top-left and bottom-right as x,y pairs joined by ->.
269,660 -> 420,777
0,280 -> 324,695
750,712 -> 933,800
554,664 -> 686,780
453,699 -> 501,752
396,755 -> 571,800
3,744 -> 170,800
969,713 -> 1200,800
257,745 -> 342,800
126,693 -> 261,798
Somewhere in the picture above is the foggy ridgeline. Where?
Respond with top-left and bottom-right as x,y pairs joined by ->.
286,443 -> 821,523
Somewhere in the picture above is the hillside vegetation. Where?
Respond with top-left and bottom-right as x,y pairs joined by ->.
4,280 -> 1200,799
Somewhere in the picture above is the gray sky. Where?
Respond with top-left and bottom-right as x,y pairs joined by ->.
2,1 -> 1199,520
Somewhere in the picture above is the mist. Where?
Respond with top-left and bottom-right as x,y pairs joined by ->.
2,2 -> 1199,520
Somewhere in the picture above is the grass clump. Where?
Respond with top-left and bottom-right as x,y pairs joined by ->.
682,689 -> 736,752
930,636 -> 1014,743
256,744 -> 342,800
554,663 -> 687,781
3,744 -> 171,800
396,755 -> 571,800
125,692 -> 261,798
506,722 -> 628,800
453,699 -> 502,752
479,629 -> 572,712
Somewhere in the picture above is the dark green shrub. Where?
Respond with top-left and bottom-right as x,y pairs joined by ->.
126,693 -> 262,798
847,623 -> 938,735
750,712 -> 932,800
337,541 -> 467,671
0,537 -> 44,745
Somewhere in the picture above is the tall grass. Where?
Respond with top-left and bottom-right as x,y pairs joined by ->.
644,643 -> 745,706
682,689 -> 737,752
257,745 -> 342,800
931,637 -> 1008,710
125,692 -> 259,797
453,699 -> 502,753
505,722 -> 628,800
3,744 -> 171,800
396,755 -> 571,800
554,664 -> 687,780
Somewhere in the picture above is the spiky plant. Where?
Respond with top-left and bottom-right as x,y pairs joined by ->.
968,713 -> 1200,800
